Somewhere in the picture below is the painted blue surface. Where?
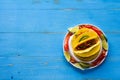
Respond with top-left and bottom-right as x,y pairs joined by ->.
0,0 -> 120,80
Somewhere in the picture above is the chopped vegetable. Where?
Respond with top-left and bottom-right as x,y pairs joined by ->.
68,26 -> 79,33
70,56 -> 77,63
79,62 -> 90,69
79,35 -> 89,42
64,51 -> 70,61
91,49 -> 106,66
101,34 -> 108,50
64,33 -> 71,51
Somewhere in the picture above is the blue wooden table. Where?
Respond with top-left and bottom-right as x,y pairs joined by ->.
0,0 -> 120,80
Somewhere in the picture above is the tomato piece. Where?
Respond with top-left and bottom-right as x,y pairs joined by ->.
64,33 -> 72,51
91,49 -> 106,66
70,56 -> 77,63
90,26 -> 102,36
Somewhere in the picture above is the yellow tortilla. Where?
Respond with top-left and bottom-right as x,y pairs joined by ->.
71,28 -> 101,61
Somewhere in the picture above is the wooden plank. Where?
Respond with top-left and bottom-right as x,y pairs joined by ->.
0,33 -> 64,56
0,0 -> 120,10
0,10 -> 120,32
0,55 -> 120,80
0,33 -> 119,56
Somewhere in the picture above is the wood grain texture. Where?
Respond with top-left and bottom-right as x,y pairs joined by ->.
0,0 -> 120,80
0,9 -> 120,32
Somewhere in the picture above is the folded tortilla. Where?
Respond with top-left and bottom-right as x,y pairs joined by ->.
71,28 -> 101,61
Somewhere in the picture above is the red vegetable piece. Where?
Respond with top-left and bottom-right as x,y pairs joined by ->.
64,33 -> 72,51
70,56 -> 77,63
91,49 -> 106,67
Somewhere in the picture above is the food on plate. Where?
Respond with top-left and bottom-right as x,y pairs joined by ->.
63,24 -> 108,70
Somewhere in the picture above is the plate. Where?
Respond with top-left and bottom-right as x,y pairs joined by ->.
63,24 -> 108,70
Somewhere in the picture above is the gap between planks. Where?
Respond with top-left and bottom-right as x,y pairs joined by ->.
0,31 -> 120,34
1,8 -> 120,11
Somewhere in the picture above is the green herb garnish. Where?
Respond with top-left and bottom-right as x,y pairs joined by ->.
79,35 -> 89,42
